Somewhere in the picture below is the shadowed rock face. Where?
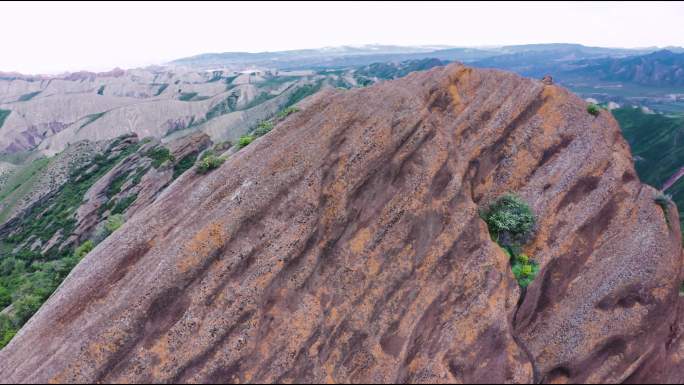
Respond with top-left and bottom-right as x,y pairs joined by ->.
0,63 -> 682,383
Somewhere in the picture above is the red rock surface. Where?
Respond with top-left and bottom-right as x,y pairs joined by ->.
0,63 -> 682,383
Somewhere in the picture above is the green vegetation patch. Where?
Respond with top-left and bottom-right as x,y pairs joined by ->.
104,214 -> 124,233
154,83 -> 169,96
97,85 -> 105,95
481,193 -> 536,247
79,112 -> 106,130
0,238 -> 93,349
237,135 -> 256,149
283,82 -> 322,108
173,152 -> 199,179
0,157 -> 51,224
614,107 -> 684,238
145,146 -> 174,169
18,91 -> 41,102
179,92 -> 198,101
587,103 -> 601,117
506,250 -> 540,288
254,120 -> 274,137
0,109 -> 11,129
195,151 -> 226,174
277,106 -> 300,119
205,93 -> 239,121
111,194 -> 137,215
481,193 -> 539,289
105,171 -> 131,198
0,137 -> 140,348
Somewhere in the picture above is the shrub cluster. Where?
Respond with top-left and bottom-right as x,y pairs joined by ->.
481,193 -> 539,289
196,151 -> 226,174
0,239 -> 94,349
481,193 -> 535,247
104,214 -> 124,233
237,135 -> 256,149
146,146 -> 174,169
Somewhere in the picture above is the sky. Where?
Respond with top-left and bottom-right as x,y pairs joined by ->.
2,1 -> 684,74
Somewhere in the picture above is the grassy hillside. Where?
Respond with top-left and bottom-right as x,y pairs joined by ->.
613,107 -> 684,233
0,157 -> 51,224
0,138 -> 140,348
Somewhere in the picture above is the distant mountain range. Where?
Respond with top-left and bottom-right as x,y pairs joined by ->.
566,50 -> 684,87
168,43 -> 663,71
168,44 -> 684,108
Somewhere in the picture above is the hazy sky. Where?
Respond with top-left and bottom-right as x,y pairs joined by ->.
2,1 -> 684,74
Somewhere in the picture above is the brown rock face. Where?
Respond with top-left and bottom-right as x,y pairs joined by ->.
0,63 -> 681,383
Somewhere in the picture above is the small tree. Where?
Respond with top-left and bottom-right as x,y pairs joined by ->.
481,193 -> 536,247
481,193 -> 539,289
587,103 -> 601,117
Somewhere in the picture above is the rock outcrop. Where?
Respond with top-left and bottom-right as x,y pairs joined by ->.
0,63 -> 682,383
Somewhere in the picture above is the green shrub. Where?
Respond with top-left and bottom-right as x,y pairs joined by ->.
173,154 -> 198,179
254,120 -> 274,136
106,171 -> 130,198
237,135 -> 256,149
196,152 -> 226,174
105,214 -> 124,233
482,194 -> 539,289
276,106 -> 300,119
13,294 -> 42,324
510,253 -> 540,288
587,103 -> 601,117
146,146 -> 174,169
111,194 -> 137,215
481,193 -> 536,247
97,85 -> 105,95
0,315 -> 17,349
74,240 -> 94,259
0,285 -> 11,309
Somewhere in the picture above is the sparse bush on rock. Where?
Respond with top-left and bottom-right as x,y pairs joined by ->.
237,135 -> 256,149
587,103 -> 601,117
196,151 -> 226,174
482,193 -> 539,289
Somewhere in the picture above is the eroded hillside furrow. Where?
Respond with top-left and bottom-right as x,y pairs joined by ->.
0,63 -> 682,384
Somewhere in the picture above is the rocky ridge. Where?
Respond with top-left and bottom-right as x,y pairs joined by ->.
0,63 -> 682,383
